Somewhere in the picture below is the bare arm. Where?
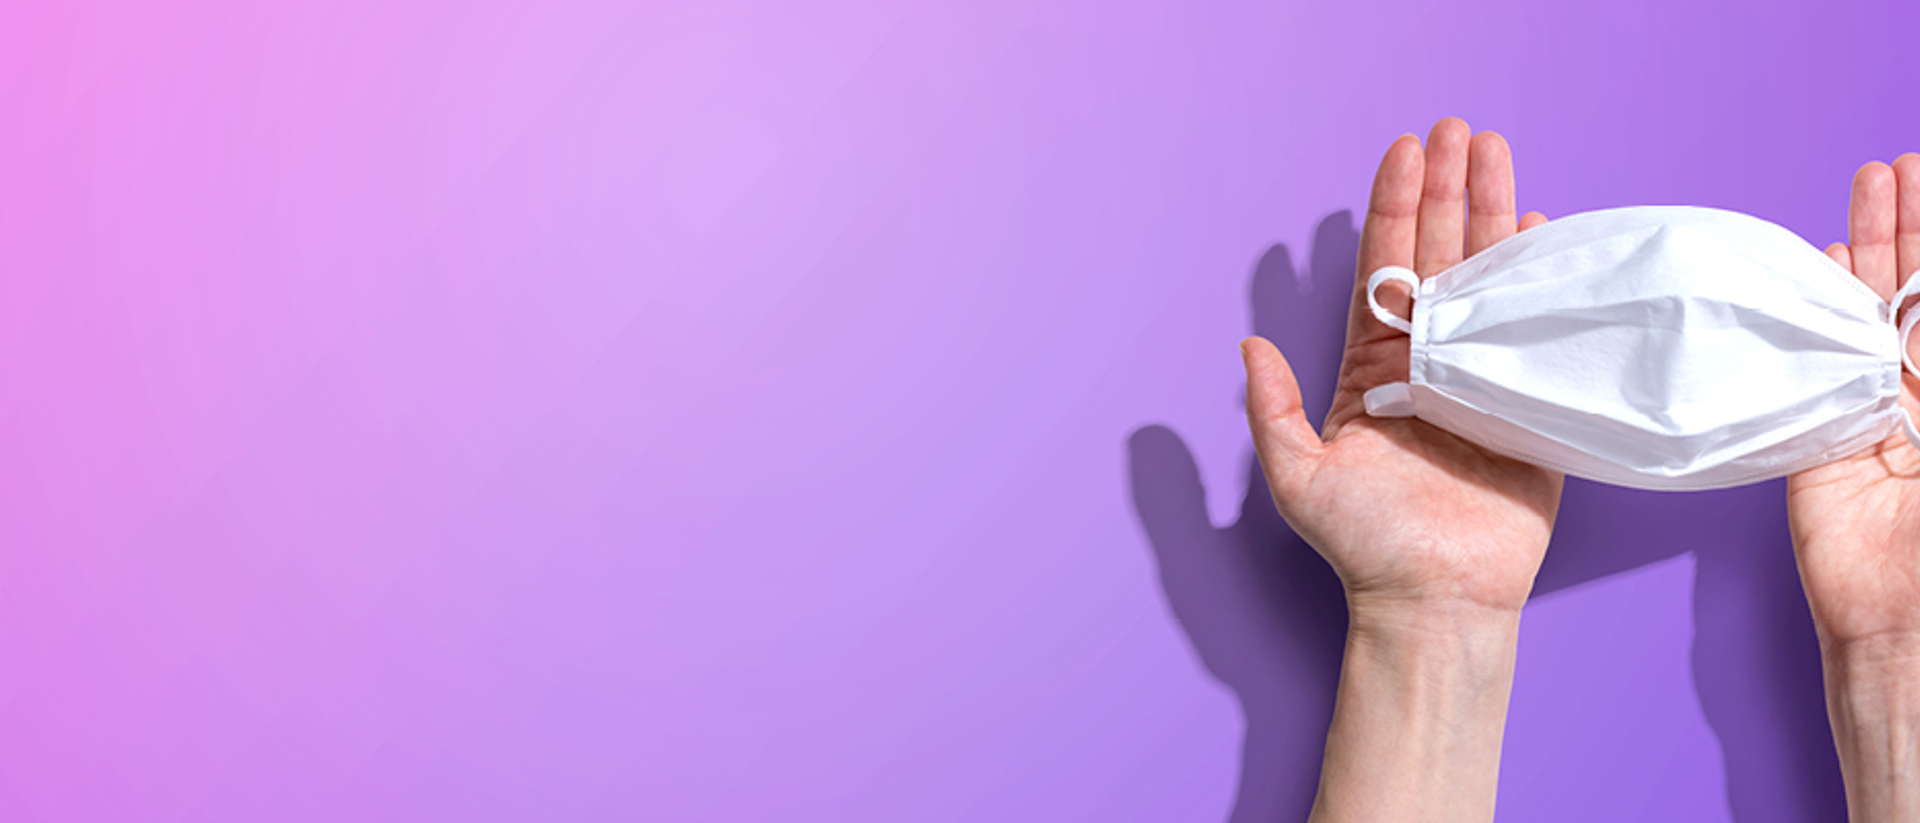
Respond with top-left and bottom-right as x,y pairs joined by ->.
1822,634 -> 1920,820
1310,602 -> 1521,822
1789,152 -> 1920,822
1242,118 -> 1553,823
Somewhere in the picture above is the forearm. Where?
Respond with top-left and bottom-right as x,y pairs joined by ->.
1309,601 -> 1524,823
1822,632 -> 1920,822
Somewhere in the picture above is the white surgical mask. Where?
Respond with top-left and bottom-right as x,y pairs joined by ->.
1361,205 -> 1920,491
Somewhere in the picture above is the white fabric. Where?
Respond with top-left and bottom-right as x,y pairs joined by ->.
1360,205 -> 1920,491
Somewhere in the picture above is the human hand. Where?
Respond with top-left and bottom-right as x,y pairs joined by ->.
1789,155 -> 1920,651
1241,117 -> 1557,823
1787,154 -> 1920,822
1241,117 -> 1560,624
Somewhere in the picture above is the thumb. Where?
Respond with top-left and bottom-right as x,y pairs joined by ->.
1240,336 -> 1322,495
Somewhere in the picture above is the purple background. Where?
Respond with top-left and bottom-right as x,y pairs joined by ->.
2,0 -> 1917,820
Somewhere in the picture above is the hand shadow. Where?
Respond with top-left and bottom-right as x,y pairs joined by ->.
1127,211 -> 1843,821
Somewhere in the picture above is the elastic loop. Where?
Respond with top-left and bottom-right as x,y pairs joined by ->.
1365,266 -> 1420,335
1364,382 -> 1415,418
1885,272 -> 1920,451
1899,271 -> 1920,378
1903,308 -> 1920,377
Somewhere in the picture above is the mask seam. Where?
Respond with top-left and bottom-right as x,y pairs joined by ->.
1410,282 -> 1432,387
1415,387 -> 1905,491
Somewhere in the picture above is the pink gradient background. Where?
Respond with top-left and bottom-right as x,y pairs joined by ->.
1,0 -> 1916,819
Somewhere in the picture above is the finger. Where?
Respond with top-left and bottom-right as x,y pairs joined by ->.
1414,117 -> 1471,276
1349,134 -> 1423,346
1826,242 -> 1852,270
1895,153 -> 1920,291
1850,161 -> 1898,299
1519,211 -> 1548,232
1356,134 -> 1423,282
1466,131 -> 1517,256
1127,425 -> 1215,545
1241,337 -> 1321,496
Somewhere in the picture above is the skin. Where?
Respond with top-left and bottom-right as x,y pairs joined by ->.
1239,117 -> 1555,822
1247,122 -> 1920,819
1789,152 -> 1920,822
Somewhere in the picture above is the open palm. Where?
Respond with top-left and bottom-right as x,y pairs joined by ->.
1788,155 -> 1920,650
1243,118 -> 1562,616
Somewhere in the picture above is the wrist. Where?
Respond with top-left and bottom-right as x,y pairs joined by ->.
1822,631 -> 1920,731
1822,631 -> 1920,738
1822,629 -> 1920,666
1342,599 -> 1523,725
1820,632 -> 1920,822
1346,592 -> 1525,645
1310,599 -> 1522,823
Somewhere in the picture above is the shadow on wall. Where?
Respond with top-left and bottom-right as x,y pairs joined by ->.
1126,211 -> 1843,822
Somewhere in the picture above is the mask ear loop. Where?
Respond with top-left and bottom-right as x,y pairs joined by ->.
1365,266 -> 1420,333
1362,266 -> 1422,418
1891,272 -> 1920,449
